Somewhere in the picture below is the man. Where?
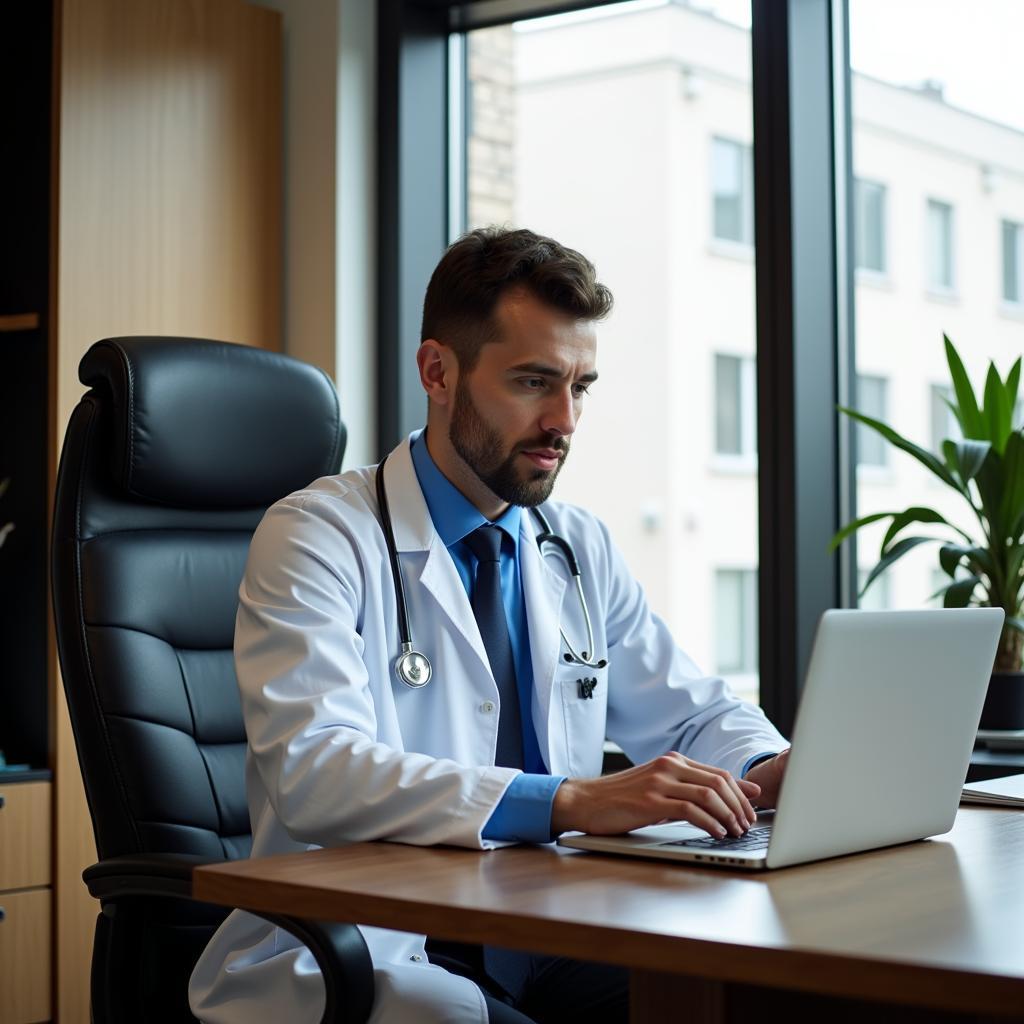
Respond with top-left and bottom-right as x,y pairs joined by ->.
190,228 -> 789,1024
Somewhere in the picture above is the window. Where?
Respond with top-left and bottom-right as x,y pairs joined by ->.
714,354 -> 756,458
715,569 -> 758,675
1004,220 -> 1024,304
855,374 -> 888,467
930,384 -> 961,452
926,199 -> 954,292
712,137 -> 753,245
858,569 -> 891,611
854,179 -> 887,273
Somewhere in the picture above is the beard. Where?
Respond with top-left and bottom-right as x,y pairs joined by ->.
449,379 -> 569,508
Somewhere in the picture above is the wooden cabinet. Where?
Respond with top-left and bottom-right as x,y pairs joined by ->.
2,1 -> 282,1019
0,783 -> 52,1024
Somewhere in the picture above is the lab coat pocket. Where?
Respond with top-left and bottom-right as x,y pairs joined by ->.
558,668 -> 608,778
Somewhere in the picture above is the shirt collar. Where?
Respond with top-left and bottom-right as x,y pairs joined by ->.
410,429 -> 521,550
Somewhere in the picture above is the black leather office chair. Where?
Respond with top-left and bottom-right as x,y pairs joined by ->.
51,337 -> 375,1024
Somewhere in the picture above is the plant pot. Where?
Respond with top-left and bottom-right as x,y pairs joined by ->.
978,672 -> 1024,731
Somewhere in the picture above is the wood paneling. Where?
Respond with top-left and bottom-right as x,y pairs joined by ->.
52,1 -> 282,1019
0,888 -> 52,1024
0,782 -> 51,890
194,809 -> 1024,1020
0,314 -> 41,332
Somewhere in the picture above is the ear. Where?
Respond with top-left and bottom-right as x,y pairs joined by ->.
417,339 -> 458,407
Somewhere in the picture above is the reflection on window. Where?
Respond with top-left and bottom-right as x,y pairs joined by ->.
855,179 -> 887,273
858,569 -> 891,611
712,137 -> 753,245
714,353 -> 755,457
855,374 -> 888,466
1004,220 -> 1024,304
715,569 -> 757,674
926,199 -> 954,292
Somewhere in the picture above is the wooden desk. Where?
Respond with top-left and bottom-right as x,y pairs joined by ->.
194,808 -> 1024,1022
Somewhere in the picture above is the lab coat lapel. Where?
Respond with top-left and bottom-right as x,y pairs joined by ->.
519,510 -> 567,766
381,436 -> 492,677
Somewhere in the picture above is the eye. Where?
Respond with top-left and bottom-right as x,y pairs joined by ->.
572,382 -> 592,397
520,377 -> 547,390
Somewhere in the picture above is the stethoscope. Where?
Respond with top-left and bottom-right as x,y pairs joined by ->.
375,454 -> 608,689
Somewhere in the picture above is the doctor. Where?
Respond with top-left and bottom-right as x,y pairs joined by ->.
190,227 -> 789,1024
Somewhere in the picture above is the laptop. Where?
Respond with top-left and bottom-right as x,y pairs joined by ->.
559,608 -> 1004,870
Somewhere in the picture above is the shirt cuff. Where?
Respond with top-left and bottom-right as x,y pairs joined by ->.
481,773 -> 567,844
741,751 -> 780,778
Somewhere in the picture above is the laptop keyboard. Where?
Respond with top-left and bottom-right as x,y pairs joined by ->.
663,825 -> 772,852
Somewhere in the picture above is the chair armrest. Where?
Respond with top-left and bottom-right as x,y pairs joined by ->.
83,854 -> 375,1024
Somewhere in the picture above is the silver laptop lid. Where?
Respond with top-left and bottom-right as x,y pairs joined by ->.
766,608 -> 1003,868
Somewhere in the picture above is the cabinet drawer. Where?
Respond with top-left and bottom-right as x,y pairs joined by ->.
0,888 -> 52,1023
0,782 -> 51,890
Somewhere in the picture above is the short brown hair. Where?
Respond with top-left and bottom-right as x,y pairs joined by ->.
420,227 -> 613,370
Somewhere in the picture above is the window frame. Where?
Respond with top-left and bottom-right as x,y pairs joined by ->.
378,0 -> 856,735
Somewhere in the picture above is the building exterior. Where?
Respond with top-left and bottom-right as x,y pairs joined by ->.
466,1 -> 1024,701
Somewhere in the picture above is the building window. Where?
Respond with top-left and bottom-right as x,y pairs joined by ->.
926,199 -> 955,291
715,569 -> 758,674
858,569 -> 891,611
855,179 -> 887,273
1003,220 -> 1024,304
856,374 -> 888,466
711,137 -> 753,245
714,353 -> 756,457
930,384 -> 962,451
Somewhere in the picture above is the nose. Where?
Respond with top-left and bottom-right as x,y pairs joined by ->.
539,385 -> 579,438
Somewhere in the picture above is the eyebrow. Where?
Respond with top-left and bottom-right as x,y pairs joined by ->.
508,362 -> 599,384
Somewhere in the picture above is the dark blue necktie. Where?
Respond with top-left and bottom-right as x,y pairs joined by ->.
464,525 -> 524,769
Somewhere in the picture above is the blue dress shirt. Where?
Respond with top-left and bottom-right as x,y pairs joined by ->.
410,432 -> 565,843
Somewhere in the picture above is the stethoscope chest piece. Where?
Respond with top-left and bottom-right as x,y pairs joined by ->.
396,648 -> 432,688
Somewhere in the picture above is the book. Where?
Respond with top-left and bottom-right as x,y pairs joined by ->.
960,774 -> 1024,808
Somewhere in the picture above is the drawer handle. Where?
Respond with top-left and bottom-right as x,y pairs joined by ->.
0,794 -> 5,809
0,907 -> 5,922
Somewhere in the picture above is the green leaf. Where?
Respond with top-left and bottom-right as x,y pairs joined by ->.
944,335 -> 984,439
943,574 -> 982,608
860,536 -> 938,596
1007,616 -> 1024,634
1007,357 -> 1022,416
941,439 -> 992,485
838,406 -> 961,491
0,477 -> 9,500
828,511 -> 898,553
938,542 -> 994,580
974,447 -> 1006,538
999,430 -> 1024,534
880,506 -> 969,554
984,363 -> 1013,453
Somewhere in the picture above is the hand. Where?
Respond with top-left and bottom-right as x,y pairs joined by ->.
742,748 -> 790,809
551,752 -> 760,838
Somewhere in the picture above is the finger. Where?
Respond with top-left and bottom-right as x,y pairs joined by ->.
657,799 -> 729,839
738,778 -> 761,798
684,765 -> 754,831
670,782 -> 745,837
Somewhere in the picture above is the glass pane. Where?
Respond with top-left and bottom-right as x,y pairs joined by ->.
926,200 -> 954,291
855,374 -> 888,466
1005,220 -> 1022,303
715,354 -> 742,454
855,179 -> 886,272
849,0 -> 1024,612
463,1 -> 760,703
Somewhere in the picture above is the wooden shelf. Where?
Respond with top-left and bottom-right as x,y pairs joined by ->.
0,314 -> 40,333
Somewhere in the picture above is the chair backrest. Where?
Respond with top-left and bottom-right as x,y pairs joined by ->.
52,337 -> 345,863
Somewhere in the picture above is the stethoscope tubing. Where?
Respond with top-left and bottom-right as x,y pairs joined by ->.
376,453 -> 606,687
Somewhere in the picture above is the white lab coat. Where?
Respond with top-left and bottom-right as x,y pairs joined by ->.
190,431 -> 786,1024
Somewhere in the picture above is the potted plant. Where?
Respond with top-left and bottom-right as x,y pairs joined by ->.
830,336 -> 1024,731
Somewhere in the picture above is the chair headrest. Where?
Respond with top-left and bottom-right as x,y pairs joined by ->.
79,337 -> 345,508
